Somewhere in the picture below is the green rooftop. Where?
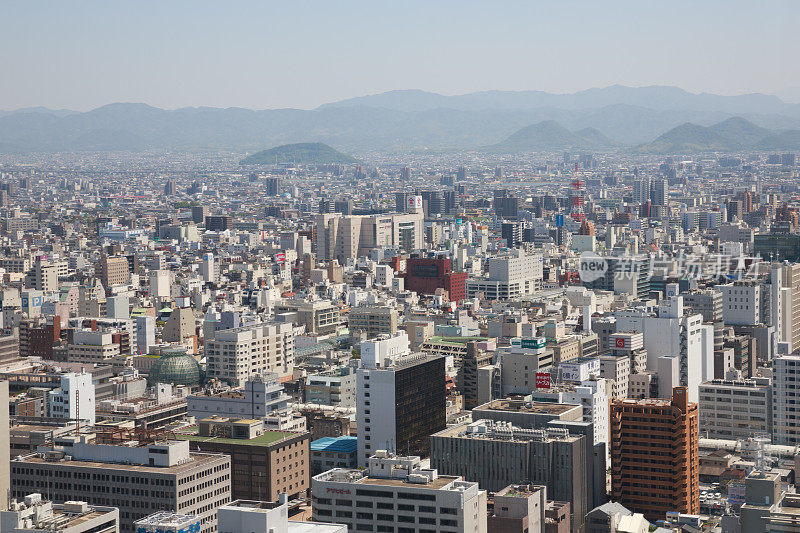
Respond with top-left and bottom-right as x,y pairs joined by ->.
174,427 -> 296,447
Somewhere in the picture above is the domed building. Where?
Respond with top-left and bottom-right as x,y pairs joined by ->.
147,348 -> 205,388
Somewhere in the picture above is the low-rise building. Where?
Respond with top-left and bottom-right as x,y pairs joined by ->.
1,494 -> 119,533
312,451 -> 487,533
10,436 -> 231,533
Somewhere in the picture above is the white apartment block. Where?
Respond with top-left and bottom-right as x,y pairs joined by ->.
312,451 -> 487,533
698,378 -> 772,440
206,322 -> 295,386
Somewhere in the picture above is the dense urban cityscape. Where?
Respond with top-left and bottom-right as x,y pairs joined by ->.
3,2 -> 800,533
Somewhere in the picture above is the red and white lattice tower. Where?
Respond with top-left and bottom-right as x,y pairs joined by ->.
571,161 -> 585,221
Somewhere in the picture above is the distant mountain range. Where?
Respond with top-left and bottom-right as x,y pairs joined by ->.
241,143 -> 357,165
636,117 -> 800,153
2,86 -> 800,153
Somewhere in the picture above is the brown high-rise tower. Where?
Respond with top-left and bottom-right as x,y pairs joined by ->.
610,386 -> 699,521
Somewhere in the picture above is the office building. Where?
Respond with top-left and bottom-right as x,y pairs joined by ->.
356,332 -> 446,465
310,436 -> 358,475
305,367 -> 357,408
177,417 -> 309,502
698,378 -> 772,440
431,421 -> 587,532
10,437 -> 231,533
274,300 -> 340,336
312,451 -> 487,533
460,341 -> 493,410
266,176 -> 280,196
466,249 -> 543,300
96,255 -> 130,289
610,387 -> 699,521
773,355 -> 800,445
348,306 -> 398,337
400,257 -> 468,301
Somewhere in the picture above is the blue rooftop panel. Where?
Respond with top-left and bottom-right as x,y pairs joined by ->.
310,436 -> 358,453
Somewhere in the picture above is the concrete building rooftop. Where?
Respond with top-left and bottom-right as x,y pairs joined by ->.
476,399 -> 580,414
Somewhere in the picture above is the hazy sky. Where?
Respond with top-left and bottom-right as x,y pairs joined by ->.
1,0 -> 797,111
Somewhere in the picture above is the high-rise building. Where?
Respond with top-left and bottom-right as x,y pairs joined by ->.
0,380 -> 8,511
632,177 -> 651,205
356,332 -> 446,465
164,179 -> 176,196
400,256 -> 468,302
400,166 -> 411,180
178,417 -> 309,502
650,178 -> 668,206
200,252 -> 218,283
772,354 -> 800,445
191,205 -> 208,224
315,212 -> 424,262
610,387 -> 699,521
266,176 -> 280,196
466,249 -> 543,300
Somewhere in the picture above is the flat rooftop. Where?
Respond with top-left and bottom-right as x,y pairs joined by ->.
14,451 -> 225,473
174,426 -> 299,447
475,399 -> 579,415
359,475 -> 458,490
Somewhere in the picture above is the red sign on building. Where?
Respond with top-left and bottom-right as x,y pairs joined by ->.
535,372 -> 551,389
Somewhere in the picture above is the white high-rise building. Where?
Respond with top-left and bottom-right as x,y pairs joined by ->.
356,332 -> 446,466
49,371 -> 95,426
615,296 -> 714,402
718,280 -> 763,326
